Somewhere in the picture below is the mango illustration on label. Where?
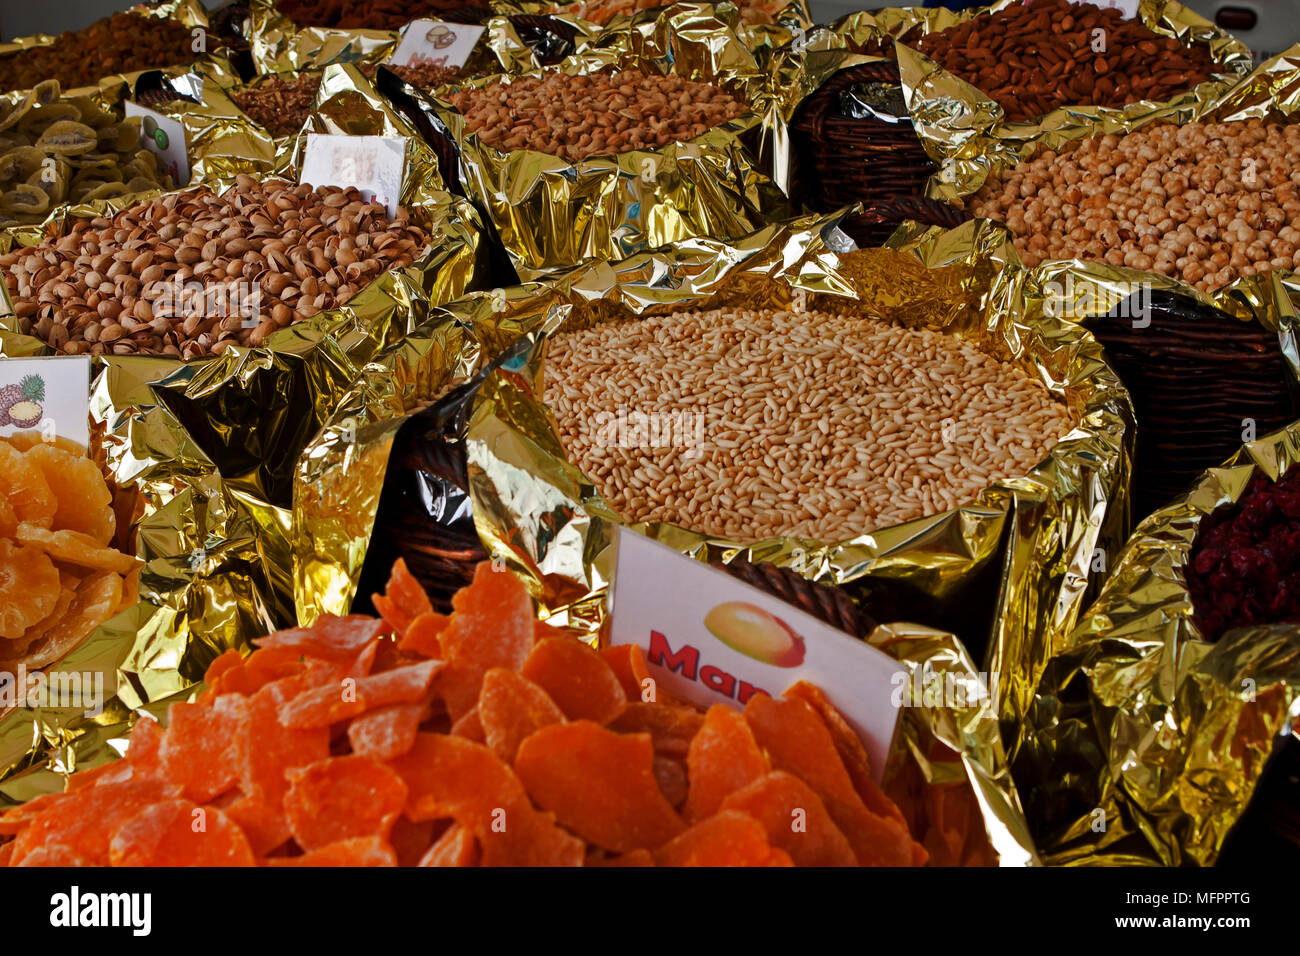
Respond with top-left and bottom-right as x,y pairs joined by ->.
704,601 -> 806,668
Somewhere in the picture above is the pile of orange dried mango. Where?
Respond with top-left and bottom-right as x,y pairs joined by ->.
0,559 -> 926,867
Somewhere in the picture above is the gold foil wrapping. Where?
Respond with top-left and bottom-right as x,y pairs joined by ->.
0,68 -> 483,798
1017,422 -> 1300,866
413,5 -> 788,279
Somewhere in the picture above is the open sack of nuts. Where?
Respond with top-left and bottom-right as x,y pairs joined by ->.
291,212 -> 1133,747
0,1 -> 226,101
409,5 -> 787,278
0,71 -> 485,794
798,0 -> 1250,195
1012,420 -> 1300,866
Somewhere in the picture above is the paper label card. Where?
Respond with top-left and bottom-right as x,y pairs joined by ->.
124,101 -> 190,188
0,355 -> 92,449
389,20 -> 485,69
300,134 -> 406,220
608,528 -> 903,781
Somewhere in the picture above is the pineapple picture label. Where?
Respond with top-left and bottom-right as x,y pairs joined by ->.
0,355 -> 92,449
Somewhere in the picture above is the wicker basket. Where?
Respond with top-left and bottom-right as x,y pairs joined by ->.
789,60 -> 940,215
840,196 -> 970,248
1090,291 -> 1300,519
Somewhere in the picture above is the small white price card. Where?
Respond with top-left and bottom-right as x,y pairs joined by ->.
388,19 -> 486,70
124,101 -> 190,187
0,355 -> 92,449
608,528 -> 903,781
300,134 -> 406,220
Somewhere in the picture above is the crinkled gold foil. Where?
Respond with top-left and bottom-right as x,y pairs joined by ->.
413,5 -> 788,280
0,68 -> 483,798
767,0 -> 1253,201
1016,422 -> 1300,866
246,0 -> 396,75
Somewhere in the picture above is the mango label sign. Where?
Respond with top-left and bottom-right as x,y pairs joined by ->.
608,528 -> 901,781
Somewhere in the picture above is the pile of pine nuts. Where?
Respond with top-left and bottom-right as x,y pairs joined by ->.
544,307 -> 1074,542
446,70 -> 747,163
972,119 -> 1300,291
1,173 -> 429,359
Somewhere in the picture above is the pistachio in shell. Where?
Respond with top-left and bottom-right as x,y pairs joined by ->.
35,121 -> 97,155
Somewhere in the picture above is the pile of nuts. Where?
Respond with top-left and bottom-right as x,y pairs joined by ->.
0,13 -> 196,95
545,307 -> 1074,542
1,173 -> 430,359
913,0 -> 1219,122
447,70 -> 747,162
276,0 -> 479,30
233,65 -> 464,139
552,0 -> 783,26
971,119 -> 1300,291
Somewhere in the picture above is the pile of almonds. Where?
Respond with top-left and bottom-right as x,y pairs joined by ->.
2,173 -> 429,359
912,0 -> 1219,123
972,119 -> 1300,291
446,69 -> 747,163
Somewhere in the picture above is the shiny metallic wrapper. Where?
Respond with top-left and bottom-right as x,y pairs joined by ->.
410,5 -> 788,279
294,211 -> 1133,780
1016,421 -> 1300,865
766,0 -> 1252,200
0,68 -> 484,799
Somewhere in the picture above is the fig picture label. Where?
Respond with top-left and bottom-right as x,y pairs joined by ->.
608,528 -> 902,781
388,19 -> 485,70
300,134 -> 406,220
124,101 -> 191,187
0,355 -> 92,448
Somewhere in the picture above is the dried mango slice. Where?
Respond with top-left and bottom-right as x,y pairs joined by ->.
15,523 -> 136,574
284,755 -> 407,851
419,823 -> 479,867
279,660 -> 441,729
654,810 -> 775,867
435,563 -> 535,717
745,694 -> 916,867
0,842 -> 14,865
372,558 -> 433,637
720,771 -> 857,867
399,611 -> 449,658
388,733 -> 583,867
13,569 -> 122,670
5,578 -> 75,655
0,793 -> 62,836
348,702 -> 424,760
109,799 -> 255,867
0,442 -> 54,528
23,444 -> 114,544
684,704 -> 769,823
514,721 -> 685,853
266,836 -> 397,866
8,778 -> 181,866
160,696 -> 247,802
202,649 -> 245,694
478,668 -> 564,763
609,701 -> 705,757
221,794 -> 291,857
239,681 -> 330,807
15,843 -> 91,866
520,636 -> 627,725
254,614 -> 386,659
784,681 -> 909,829
0,540 -> 60,639
450,705 -> 485,742
435,662 -> 487,721
602,643 -> 652,702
